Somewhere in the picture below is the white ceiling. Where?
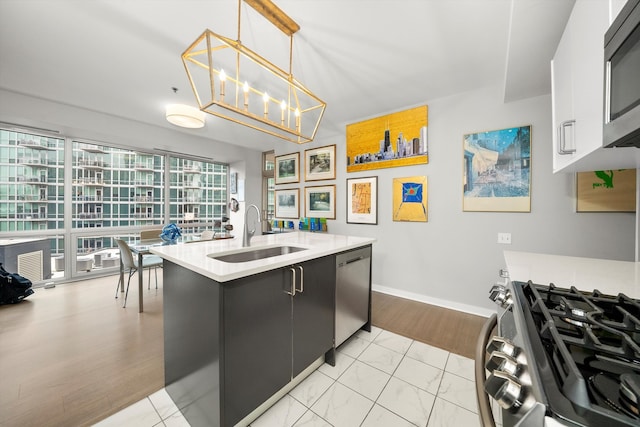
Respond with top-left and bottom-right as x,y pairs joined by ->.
0,0 -> 575,151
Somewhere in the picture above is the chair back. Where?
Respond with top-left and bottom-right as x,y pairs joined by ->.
201,230 -> 215,240
140,228 -> 162,241
115,239 -> 136,271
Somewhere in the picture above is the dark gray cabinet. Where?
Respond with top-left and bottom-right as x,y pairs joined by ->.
222,267 -> 290,425
164,254 -> 336,427
290,256 -> 335,377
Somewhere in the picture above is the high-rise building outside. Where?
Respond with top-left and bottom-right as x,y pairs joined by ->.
0,128 -> 228,283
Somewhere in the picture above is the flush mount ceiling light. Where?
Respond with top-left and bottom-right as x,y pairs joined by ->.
182,0 -> 326,144
166,104 -> 206,129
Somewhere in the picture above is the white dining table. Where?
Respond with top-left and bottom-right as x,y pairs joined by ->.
120,235 -> 233,312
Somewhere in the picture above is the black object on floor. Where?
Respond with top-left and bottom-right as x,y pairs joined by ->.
0,263 -> 35,304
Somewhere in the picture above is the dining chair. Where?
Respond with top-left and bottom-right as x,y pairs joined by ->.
139,228 -> 164,288
200,230 -> 215,240
114,239 -> 163,308
140,228 -> 162,241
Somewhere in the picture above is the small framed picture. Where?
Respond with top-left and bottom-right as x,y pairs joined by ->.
275,188 -> 300,219
305,185 -> 336,219
275,152 -> 300,185
347,176 -> 377,224
393,176 -> 428,222
304,145 -> 336,181
230,172 -> 238,194
576,169 -> 636,212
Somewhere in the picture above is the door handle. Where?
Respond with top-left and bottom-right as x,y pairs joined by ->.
605,61 -> 612,124
557,119 -> 576,154
286,267 -> 296,296
295,265 -> 304,293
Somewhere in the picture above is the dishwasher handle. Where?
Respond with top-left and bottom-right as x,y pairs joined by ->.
339,255 -> 366,267
336,246 -> 371,268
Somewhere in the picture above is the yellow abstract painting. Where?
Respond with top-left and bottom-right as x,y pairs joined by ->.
347,176 -> 378,224
393,176 -> 428,222
347,105 -> 428,172
352,183 -> 371,213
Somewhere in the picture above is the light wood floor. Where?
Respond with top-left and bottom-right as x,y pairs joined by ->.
371,292 -> 487,359
0,276 -> 488,427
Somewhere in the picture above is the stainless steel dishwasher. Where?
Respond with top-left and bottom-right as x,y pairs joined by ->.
335,246 -> 372,347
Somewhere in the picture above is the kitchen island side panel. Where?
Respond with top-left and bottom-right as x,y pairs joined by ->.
164,260 -> 222,426
221,268 -> 292,426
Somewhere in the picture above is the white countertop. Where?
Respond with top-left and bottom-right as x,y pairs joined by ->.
150,232 -> 376,282
504,250 -> 640,299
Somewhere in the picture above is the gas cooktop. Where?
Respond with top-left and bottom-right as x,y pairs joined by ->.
519,281 -> 640,426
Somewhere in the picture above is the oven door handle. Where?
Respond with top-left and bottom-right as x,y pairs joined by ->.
475,313 -> 497,427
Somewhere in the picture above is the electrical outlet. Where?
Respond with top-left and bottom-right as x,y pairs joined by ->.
497,233 -> 512,244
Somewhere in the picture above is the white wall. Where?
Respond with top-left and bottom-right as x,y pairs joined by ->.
276,85 -> 636,316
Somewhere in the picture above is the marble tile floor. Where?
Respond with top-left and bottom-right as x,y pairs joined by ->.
94,327 -> 497,427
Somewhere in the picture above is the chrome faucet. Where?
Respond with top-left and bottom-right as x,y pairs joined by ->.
242,204 -> 261,247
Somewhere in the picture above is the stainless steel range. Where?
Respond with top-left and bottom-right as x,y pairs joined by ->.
476,274 -> 640,427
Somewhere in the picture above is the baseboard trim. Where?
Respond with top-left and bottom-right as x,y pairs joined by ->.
372,284 -> 495,318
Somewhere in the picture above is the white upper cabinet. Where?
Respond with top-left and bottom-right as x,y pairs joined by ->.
551,0 -> 640,173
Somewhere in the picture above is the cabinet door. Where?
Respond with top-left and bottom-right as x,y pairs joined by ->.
291,255 -> 336,377
571,0 -> 608,157
551,0 -> 615,172
551,18 -> 576,172
222,268 -> 292,426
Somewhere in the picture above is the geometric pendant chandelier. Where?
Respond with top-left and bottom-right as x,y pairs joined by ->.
181,0 -> 326,144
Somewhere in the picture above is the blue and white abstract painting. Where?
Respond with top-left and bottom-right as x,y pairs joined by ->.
463,125 -> 531,212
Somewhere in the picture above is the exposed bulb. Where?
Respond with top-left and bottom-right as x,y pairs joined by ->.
243,81 -> 249,93
280,100 -> 287,110
220,69 -> 226,81
263,92 -> 269,103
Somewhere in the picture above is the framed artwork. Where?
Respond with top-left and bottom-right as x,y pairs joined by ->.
305,144 -> 336,181
230,172 -> 238,194
463,125 -> 531,212
275,152 -> 300,185
393,176 -> 428,222
275,188 -> 300,218
576,169 -> 636,212
347,176 -> 378,224
305,185 -> 336,219
346,105 -> 428,173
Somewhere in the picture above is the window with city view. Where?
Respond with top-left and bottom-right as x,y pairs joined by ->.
0,128 -> 228,284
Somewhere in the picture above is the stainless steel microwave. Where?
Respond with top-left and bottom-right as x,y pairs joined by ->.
604,0 -> 640,148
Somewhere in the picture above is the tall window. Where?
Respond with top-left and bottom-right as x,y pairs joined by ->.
0,129 -> 64,232
169,157 -> 228,235
262,151 -> 275,232
72,142 -> 166,230
0,128 -> 228,284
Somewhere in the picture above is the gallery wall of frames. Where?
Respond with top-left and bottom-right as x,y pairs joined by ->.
274,100 -> 633,232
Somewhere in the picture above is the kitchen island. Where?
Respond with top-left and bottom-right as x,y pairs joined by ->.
150,232 -> 375,427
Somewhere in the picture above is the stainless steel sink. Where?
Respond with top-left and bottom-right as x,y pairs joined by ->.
208,245 -> 307,263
